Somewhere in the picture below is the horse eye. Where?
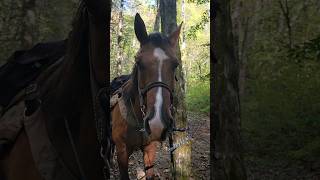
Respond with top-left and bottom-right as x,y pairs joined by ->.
173,61 -> 179,69
136,60 -> 145,69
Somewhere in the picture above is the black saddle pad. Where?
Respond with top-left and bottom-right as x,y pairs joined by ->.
0,40 -> 67,107
110,74 -> 131,95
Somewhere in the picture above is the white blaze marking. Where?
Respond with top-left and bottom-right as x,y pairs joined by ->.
149,48 -> 169,137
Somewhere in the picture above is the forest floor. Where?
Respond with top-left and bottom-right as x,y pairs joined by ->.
243,133 -> 320,179
246,160 -> 320,180
245,154 -> 320,180
110,111 -> 210,180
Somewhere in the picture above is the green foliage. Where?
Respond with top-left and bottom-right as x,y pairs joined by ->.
110,0 -> 158,80
187,0 -> 209,5
111,0 -> 210,115
289,35 -> 320,61
186,80 -> 209,113
288,137 -> 320,161
186,10 -> 209,40
242,49 -> 320,164
238,0 -> 320,173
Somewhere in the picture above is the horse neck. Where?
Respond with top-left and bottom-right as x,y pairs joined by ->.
123,70 -> 143,118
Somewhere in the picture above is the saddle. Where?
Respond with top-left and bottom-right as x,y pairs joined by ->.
110,74 -> 131,96
110,74 -> 130,109
0,40 -> 67,109
0,40 -> 67,168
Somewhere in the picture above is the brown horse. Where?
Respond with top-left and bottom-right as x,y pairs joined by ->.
0,1 -> 111,180
111,13 -> 182,179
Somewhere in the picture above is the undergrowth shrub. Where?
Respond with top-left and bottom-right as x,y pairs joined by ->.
186,80 -> 209,114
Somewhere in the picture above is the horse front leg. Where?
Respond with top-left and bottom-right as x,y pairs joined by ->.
142,141 -> 158,179
115,142 -> 130,180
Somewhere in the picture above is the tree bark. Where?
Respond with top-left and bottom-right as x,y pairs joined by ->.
20,0 -> 38,49
232,0 -> 250,98
181,0 -> 187,92
212,0 -> 247,179
238,18 -> 249,98
159,0 -> 191,179
153,0 -> 160,32
278,0 -> 293,49
116,0 -> 124,76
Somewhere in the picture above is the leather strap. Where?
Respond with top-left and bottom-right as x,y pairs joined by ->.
136,63 -> 174,117
144,164 -> 154,171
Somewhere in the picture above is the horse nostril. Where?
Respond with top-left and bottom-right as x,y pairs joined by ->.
144,116 -> 151,135
161,129 -> 167,141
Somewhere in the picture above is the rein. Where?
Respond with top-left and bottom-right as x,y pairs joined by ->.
133,62 -> 191,179
136,63 -> 174,118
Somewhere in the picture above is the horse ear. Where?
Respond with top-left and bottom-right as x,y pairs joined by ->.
169,22 -> 183,48
134,13 -> 148,44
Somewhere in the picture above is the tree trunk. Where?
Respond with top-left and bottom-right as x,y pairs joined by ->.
212,0 -> 247,179
159,0 -> 191,179
181,0 -> 186,50
20,0 -> 38,49
278,0 -> 293,49
153,0 -> 160,32
181,0 -> 187,92
238,17 -> 249,98
232,0 -> 250,98
116,0 -> 124,76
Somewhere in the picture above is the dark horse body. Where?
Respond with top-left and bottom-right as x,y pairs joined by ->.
111,14 -> 182,179
0,1 -> 110,180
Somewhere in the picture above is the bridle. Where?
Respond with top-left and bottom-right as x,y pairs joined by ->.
135,63 -> 175,120
134,60 -> 178,179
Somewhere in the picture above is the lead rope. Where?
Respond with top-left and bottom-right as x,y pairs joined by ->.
169,133 -> 176,180
129,98 -> 145,132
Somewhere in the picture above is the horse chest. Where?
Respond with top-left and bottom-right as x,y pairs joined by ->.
112,101 -> 150,150
125,127 -> 145,149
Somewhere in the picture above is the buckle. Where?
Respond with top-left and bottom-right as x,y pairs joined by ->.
100,146 -> 106,158
173,127 -> 189,132
140,105 -> 146,117
25,84 -> 37,95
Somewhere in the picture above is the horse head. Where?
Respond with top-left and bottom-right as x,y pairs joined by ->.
133,13 -> 182,141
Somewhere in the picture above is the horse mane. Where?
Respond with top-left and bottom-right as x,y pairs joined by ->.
122,64 -> 139,105
147,32 -> 170,47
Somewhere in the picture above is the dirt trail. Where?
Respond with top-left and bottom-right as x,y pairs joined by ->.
110,112 -> 210,179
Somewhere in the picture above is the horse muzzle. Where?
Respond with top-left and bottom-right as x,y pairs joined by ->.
143,108 -> 173,142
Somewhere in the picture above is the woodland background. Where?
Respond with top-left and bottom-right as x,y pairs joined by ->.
109,0 -> 210,114
0,0 -> 319,179
234,0 -> 320,178
214,0 -> 320,179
